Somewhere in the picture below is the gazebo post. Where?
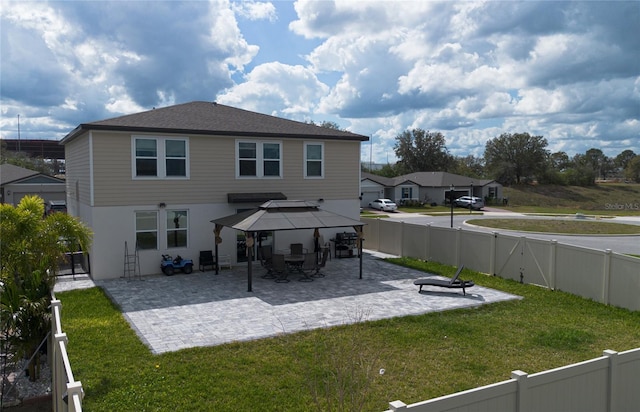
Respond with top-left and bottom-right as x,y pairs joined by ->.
214,224 -> 223,275
355,224 -> 364,279
246,231 -> 254,292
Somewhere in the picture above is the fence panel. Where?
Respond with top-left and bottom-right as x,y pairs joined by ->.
362,219 -> 640,311
526,357 -> 609,412
555,244 -> 605,303
493,234 -> 524,282
427,226 -> 458,266
402,223 -> 428,260
615,348 -> 640,410
378,219 -> 404,256
397,380 -> 517,412
386,349 -> 639,412
458,230 -> 492,274
521,238 -> 553,289
608,254 -> 640,311
363,218 -> 380,251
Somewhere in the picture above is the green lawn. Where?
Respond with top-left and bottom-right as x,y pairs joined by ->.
58,259 -> 640,411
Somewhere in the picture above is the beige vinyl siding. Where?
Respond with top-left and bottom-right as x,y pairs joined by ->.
90,131 -> 361,206
64,135 -> 91,205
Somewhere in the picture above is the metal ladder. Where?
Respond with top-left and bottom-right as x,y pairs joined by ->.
122,241 -> 141,280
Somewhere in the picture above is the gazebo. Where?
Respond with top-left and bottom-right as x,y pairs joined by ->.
211,200 -> 365,292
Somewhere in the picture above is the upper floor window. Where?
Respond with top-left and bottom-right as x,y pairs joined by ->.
236,140 -> 282,178
133,136 -> 189,178
304,142 -> 324,178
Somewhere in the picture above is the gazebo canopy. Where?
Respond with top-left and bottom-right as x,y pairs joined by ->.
211,200 -> 365,232
210,200 -> 366,292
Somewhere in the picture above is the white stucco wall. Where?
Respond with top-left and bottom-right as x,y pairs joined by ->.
83,199 -> 361,280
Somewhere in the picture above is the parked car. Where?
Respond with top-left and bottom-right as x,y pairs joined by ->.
368,198 -> 398,212
46,200 -> 67,215
454,196 -> 484,210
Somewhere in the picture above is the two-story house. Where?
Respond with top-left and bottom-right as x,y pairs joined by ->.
61,101 -> 368,280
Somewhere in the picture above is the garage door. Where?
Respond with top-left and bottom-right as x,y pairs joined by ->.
361,190 -> 381,208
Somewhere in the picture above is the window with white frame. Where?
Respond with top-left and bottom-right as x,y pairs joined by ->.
236,140 -> 282,178
401,187 -> 412,199
304,142 -> 324,178
167,210 -> 188,248
133,136 -> 188,178
135,211 -> 158,250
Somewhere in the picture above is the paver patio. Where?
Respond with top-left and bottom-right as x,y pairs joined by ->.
54,251 -> 520,354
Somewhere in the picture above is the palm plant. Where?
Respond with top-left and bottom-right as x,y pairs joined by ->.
0,195 -> 92,381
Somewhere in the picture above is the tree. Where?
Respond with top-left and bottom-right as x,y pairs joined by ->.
584,148 -> 614,180
305,120 -> 344,131
564,153 -> 597,186
393,129 -> 453,174
0,195 -> 92,380
484,132 -> 549,185
450,155 -> 485,178
615,150 -> 636,171
549,151 -> 571,171
624,155 -> 640,183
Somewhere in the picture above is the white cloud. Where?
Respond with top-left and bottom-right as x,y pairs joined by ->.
1,0 -> 637,161
232,0 -> 277,22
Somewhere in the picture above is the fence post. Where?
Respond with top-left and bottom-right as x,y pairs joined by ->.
66,381 -> 84,412
512,370 -> 529,412
400,221 -> 405,257
50,299 -> 62,368
456,227 -> 462,267
490,231 -> 498,275
603,349 -> 618,412
388,400 -> 407,411
53,332 -> 68,412
549,240 -> 557,290
602,249 -> 612,305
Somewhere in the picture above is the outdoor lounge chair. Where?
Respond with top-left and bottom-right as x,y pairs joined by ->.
413,265 -> 474,296
198,250 -> 216,272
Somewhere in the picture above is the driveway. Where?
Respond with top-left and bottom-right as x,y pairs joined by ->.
55,251 -> 519,354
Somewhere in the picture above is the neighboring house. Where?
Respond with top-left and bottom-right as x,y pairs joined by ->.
360,171 -> 503,207
61,101 -> 368,280
0,163 -> 66,206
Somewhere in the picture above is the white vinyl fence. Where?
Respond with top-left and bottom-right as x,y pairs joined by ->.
386,348 -> 640,412
50,298 -> 83,412
362,218 -> 640,311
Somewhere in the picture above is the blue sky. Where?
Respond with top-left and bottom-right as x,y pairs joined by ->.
1,0 -> 639,164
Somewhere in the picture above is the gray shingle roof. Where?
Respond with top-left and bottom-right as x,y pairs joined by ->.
62,101 -> 368,143
0,164 -> 39,185
362,171 -> 496,188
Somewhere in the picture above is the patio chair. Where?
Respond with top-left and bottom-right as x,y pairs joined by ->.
298,253 -> 317,282
198,250 -> 216,272
311,248 -> 330,278
272,254 -> 289,283
290,243 -> 304,256
260,245 -> 276,279
413,265 -> 474,296
318,236 -> 331,261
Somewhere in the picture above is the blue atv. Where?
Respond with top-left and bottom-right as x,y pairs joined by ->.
161,254 -> 194,276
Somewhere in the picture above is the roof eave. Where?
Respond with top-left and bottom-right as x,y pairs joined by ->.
61,124 -> 369,143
